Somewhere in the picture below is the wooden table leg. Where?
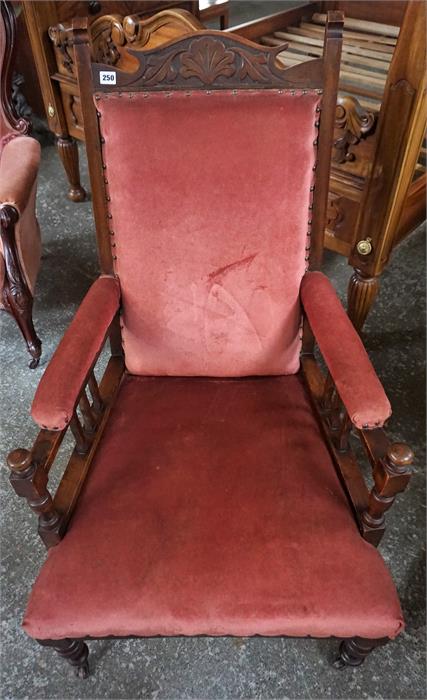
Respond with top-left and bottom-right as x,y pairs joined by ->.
57,135 -> 87,202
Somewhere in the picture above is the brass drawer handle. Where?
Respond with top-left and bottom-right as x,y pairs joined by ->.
356,237 -> 372,255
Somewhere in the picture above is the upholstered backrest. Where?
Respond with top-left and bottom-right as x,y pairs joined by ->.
97,87 -> 320,376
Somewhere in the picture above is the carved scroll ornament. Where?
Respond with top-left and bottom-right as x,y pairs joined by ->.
49,15 -> 127,73
333,95 -> 376,164
122,8 -> 203,46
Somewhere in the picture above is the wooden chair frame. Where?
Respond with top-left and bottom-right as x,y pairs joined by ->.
7,10 -> 413,678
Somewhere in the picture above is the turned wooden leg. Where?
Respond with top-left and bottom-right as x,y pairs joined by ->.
56,136 -> 86,202
37,638 -> 90,678
0,204 -> 41,367
333,637 -> 388,668
347,268 -> 380,332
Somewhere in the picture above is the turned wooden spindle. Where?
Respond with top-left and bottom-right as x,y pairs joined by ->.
88,370 -> 103,412
321,372 -> 351,452
70,413 -> 91,454
7,448 -> 62,547
78,391 -> 97,433
361,442 -> 413,546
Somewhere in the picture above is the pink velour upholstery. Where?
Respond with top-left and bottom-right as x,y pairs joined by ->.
24,375 -> 403,640
0,135 -> 40,213
97,90 -> 321,376
31,276 -> 120,431
301,271 -> 392,429
0,138 -> 42,307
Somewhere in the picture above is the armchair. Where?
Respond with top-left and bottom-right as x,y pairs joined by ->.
0,2 -> 42,367
7,9 -> 413,681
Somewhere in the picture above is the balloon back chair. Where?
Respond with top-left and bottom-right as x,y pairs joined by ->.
7,9 -> 413,679
0,1 -> 42,367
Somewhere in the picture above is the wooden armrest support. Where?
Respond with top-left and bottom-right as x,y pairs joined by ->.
7,356 -> 124,548
31,275 -> 121,431
301,357 -> 413,547
359,429 -> 413,546
0,135 -> 40,213
7,276 -> 123,547
300,271 -> 391,429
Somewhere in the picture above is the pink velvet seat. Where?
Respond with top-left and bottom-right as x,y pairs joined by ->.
24,374 -> 403,641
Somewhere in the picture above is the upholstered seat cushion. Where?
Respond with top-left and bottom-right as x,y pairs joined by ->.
24,374 -> 403,641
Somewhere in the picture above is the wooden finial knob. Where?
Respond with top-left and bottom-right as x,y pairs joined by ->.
7,448 -> 32,472
387,443 -> 414,468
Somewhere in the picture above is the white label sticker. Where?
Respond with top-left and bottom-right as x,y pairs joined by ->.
100,71 -> 116,85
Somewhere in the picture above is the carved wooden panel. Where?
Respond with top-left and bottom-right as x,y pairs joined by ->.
60,84 -> 84,138
91,32 -> 324,91
325,192 -> 360,254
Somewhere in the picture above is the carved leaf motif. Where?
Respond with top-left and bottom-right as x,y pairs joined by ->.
144,51 -> 179,84
180,37 -> 236,84
236,49 -> 271,82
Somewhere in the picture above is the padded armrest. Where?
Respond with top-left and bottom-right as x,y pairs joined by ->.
300,271 -> 391,429
0,136 -> 41,213
31,276 -> 121,431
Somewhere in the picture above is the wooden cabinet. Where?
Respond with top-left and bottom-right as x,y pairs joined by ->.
231,1 -> 426,328
21,0 -> 199,201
